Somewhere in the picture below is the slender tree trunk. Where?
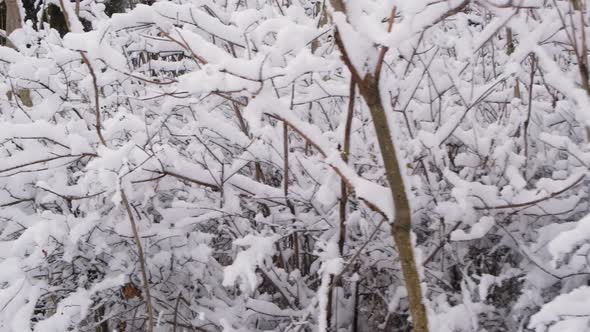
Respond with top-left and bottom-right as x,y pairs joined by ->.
311,0 -> 328,53
327,78 -> 356,331
121,190 -> 155,332
5,0 -> 21,38
571,0 -> 590,95
333,47 -> 431,332
352,278 -> 359,332
506,28 -> 521,99
328,1 -> 430,328
339,78 -> 355,255
4,0 -> 32,107
359,77 -> 429,332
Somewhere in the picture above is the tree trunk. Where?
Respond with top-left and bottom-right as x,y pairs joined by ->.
5,0 -> 21,37
328,0 -> 430,329
359,76 -> 429,332
4,0 -> 32,107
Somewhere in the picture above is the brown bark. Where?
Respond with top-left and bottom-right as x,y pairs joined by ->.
339,78 -> 355,255
359,76 -> 429,332
4,0 -> 32,107
5,0 -> 21,37
327,78 -> 356,331
328,1 -> 429,330
506,28 -> 521,99
121,190 -> 155,332
311,0 -> 328,53
573,0 -> 590,95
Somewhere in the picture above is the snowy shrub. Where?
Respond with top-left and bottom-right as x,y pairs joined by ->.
1,0 -> 590,331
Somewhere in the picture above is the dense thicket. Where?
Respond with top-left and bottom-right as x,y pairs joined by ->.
1,0 -> 590,331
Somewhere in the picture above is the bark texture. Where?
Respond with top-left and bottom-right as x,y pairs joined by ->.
328,1 -> 430,330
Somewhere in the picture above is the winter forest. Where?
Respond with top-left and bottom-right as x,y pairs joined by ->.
2,0 -> 590,331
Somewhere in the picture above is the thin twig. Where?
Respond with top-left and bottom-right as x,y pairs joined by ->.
475,174 -> 586,210
121,190 -> 155,332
